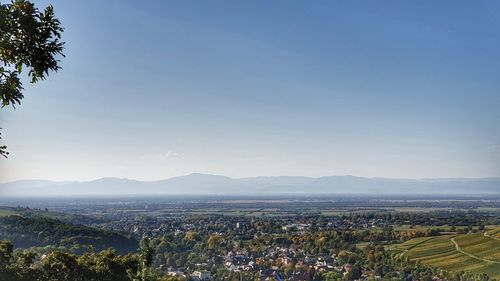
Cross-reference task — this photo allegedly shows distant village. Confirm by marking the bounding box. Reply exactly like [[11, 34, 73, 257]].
[[98, 212, 391, 280]]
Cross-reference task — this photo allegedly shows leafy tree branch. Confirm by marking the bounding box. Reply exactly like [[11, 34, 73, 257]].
[[0, 0, 65, 157]]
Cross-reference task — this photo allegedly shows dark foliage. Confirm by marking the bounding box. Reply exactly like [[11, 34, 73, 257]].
[[0, 215, 138, 253]]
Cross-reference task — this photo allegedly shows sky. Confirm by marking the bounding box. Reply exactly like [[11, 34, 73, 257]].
[[1, 0, 500, 182]]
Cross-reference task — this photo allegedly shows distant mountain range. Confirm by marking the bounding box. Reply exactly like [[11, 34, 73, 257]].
[[1, 173, 499, 196]]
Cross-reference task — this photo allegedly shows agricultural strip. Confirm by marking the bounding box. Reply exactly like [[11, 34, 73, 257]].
[[395, 232, 500, 278]]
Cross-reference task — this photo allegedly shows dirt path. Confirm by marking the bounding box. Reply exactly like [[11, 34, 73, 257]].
[[450, 237, 500, 264], [484, 231, 500, 241]]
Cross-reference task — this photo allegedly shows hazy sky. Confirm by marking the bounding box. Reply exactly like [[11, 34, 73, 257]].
[[1, 0, 500, 182]]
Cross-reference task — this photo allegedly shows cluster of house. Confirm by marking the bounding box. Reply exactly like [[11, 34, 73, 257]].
[[281, 223, 311, 231], [222, 246, 377, 279], [104, 213, 391, 242], [225, 250, 256, 272], [100, 216, 389, 280], [159, 266, 211, 281], [157, 244, 380, 280]]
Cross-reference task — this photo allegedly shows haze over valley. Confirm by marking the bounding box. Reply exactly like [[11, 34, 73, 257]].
[[1, 174, 498, 196]]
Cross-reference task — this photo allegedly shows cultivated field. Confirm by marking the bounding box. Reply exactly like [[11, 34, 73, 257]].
[[0, 208, 19, 217], [391, 230, 500, 278], [486, 228, 500, 239]]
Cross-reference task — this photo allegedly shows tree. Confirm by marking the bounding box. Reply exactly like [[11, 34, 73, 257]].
[[137, 237, 156, 281], [345, 263, 362, 281], [0, 240, 16, 281], [0, 0, 64, 157], [0, 240, 13, 265], [41, 251, 81, 281]]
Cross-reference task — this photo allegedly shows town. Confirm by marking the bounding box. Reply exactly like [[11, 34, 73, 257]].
[[2, 197, 496, 280]]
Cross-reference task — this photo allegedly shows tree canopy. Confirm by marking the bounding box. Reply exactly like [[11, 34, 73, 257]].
[[0, 0, 64, 157]]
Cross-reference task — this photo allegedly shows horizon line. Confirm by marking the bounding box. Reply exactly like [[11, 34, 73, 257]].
[[2, 172, 500, 185]]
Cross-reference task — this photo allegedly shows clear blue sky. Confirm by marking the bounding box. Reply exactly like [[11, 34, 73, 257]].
[[1, 0, 499, 182]]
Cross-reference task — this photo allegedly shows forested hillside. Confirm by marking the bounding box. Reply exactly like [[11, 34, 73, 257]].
[[0, 215, 137, 253]]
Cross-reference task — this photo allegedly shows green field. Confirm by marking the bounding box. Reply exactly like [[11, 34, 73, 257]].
[[0, 208, 19, 217], [391, 230, 500, 278]]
